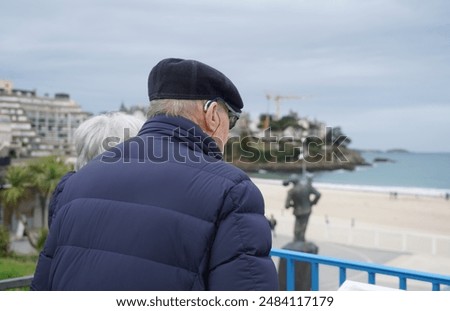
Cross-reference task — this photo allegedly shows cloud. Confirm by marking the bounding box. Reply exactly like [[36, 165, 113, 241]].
[[1, 0, 450, 151], [340, 104, 450, 152]]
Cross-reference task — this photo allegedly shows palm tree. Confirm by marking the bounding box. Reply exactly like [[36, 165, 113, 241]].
[[0, 157, 69, 251], [29, 156, 71, 228], [0, 165, 32, 229], [0, 157, 70, 230]]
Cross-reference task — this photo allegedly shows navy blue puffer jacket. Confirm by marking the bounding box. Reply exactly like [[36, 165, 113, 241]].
[[31, 115, 278, 290]]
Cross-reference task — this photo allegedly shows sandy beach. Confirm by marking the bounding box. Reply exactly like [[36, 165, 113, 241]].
[[253, 178, 450, 288], [254, 178, 450, 255]]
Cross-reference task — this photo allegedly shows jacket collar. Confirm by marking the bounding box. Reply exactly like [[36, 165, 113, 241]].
[[138, 115, 223, 160]]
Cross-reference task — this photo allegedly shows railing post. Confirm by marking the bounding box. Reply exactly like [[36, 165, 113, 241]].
[[432, 283, 440, 291], [339, 267, 347, 286], [399, 277, 407, 290], [311, 263, 319, 291], [368, 272, 376, 284], [286, 258, 295, 291]]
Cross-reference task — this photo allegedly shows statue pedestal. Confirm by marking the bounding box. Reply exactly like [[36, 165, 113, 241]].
[[277, 241, 319, 291]]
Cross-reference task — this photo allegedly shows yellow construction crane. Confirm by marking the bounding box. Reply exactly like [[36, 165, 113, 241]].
[[266, 94, 307, 120]]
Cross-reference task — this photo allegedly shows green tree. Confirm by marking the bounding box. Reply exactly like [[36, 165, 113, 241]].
[[0, 157, 70, 231], [0, 157, 69, 251], [257, 113, 301, 132], [0, 165, 33, 229], [28, 156, 70, 228], [326, 126, 351, 148], [0, 225, 10, 257]]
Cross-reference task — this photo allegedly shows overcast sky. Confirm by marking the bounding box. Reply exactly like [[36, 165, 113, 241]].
[[1, 0, 450, 152]]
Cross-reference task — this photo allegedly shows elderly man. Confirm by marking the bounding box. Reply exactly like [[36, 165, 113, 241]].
[[32, 58, 278, 290]]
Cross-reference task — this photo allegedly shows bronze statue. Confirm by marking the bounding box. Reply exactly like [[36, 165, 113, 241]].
[[284, 175, 321, 242]]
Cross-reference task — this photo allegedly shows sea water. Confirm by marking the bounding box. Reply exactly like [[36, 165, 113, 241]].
[[250, 151, 450, 197]]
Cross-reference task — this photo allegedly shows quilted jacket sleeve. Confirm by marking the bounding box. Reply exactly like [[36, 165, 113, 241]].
[[31, 172, 74, 290], [48, 171, 75, 229], [207, 179, 278, 290], [30, 220, 59, 290]]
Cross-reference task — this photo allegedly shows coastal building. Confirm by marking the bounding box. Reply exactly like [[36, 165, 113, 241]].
[[254, 111, 328, 142], [0, 80, 91, 157], [0, 115, 11, 161], [282, 118, 327, 141]]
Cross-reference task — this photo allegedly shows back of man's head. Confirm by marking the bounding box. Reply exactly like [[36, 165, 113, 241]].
[[147, 58, 243, 117]]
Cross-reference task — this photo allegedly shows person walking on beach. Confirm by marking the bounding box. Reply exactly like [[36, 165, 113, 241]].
[[285, 175, 321, 242], [268, 214, 277, 237], [31, 58, 278, 291]]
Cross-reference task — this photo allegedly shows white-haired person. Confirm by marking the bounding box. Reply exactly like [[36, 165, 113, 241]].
[[73, 112, 144, 170], [46, 112, 144, 228]]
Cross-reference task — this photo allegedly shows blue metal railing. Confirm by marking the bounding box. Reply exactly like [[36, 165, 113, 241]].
[[2, 249, 450, 290], [271, 248, 450, 291]]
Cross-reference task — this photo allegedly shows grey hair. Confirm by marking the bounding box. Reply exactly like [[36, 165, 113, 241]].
[[74, 112, 145, 171], [147, 99, 204, 119]]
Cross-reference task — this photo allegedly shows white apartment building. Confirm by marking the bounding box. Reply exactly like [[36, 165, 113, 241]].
[[0, 115, 11, 158], [0, 80, 91, 157]]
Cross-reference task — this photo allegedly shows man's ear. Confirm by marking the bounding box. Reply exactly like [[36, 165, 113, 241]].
[[203, 101, 220, 133]]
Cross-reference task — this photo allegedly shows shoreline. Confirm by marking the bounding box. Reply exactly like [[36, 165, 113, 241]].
[[254, 178, 450, 240], [251, 177, 450, 199]]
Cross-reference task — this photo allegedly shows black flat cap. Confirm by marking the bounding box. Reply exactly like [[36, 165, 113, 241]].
[[148, 58, 243, 113]]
